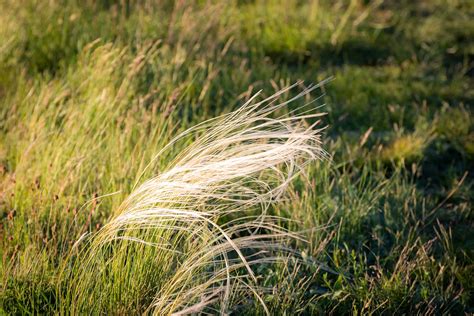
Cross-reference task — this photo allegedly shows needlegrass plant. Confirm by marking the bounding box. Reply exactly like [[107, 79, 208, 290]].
[[0, 0, 472, 314]]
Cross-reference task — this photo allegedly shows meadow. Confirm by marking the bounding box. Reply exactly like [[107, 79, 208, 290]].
[[0, 0, 473, 314]]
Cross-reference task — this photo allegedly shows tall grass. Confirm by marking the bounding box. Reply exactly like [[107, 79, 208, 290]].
[[61, 83, 328, 314], [1, 0, 472, 314]]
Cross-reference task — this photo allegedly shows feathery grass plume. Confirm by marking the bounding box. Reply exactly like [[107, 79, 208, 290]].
[[64, 82, 328, 314]]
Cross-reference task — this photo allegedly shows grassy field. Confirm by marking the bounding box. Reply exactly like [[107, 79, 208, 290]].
[[0, 0, 473, 314]]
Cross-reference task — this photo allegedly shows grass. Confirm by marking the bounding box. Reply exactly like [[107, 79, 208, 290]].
[[0, 0, 473, 314]]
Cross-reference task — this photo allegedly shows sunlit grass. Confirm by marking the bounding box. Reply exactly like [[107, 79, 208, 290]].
[[0, 0, 472, 314]]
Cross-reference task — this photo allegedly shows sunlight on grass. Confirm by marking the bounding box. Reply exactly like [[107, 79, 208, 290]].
[[0, 0, 472, 314]]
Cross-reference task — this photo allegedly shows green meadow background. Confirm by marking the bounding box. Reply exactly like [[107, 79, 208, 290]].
[[0, 0, 472, 314]]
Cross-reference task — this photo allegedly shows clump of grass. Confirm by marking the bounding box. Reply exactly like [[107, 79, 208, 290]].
[[62, 83, 328, 314], [379, 134, 429, 164], [437, 105, 471, 141], [436, 105, 473, 159]]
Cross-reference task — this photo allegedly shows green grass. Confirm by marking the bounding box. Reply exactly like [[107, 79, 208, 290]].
[[0, 0, 473, 314]]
